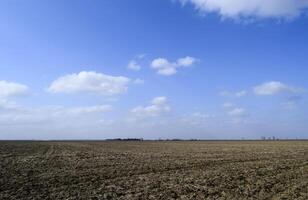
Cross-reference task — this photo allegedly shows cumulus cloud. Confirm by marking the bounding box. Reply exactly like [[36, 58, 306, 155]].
[[151, 58, 177, 76], [0, 81, 29, 99], [127, 60, 141, 71], [253, 81, 298, 95], [178, 0, 308, 20], [151, 56, 197, 76], [131, 96, 171, 118], [48, 71, 131, 95], [177, 56, 197, 67]]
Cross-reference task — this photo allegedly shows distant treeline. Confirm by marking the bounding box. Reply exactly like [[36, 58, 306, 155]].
[[104, 137, 306, 141], [105, 138, 144, 141], [260, 136, 281, 141], [0, 138, 307, 142], [105, 138, 196, 141]]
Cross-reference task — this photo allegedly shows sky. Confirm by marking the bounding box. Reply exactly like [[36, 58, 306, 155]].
[[0, 0, 308, 140]]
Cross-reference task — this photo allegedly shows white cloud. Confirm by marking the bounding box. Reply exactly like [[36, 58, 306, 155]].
[[137, 54, 147, 59], [20, 105, 112, 117], [157, 66, 177, 76], [0, 81, 28, 99], [220, 90, 247, 98], [281, 101, 297, 110], [178, 0, 308, 20], [151, 58, 177, 76], [0, 104, 113, 126], [181, 112, 213, 125], [127, 60, 141, 71], [65, 105, 113, 115], [222, 102, 233, 108], [134, 78, 145, 84], [281, 95, 302, 110], [222, 102, 249, 123], [177, 56, 197, 67], [48, 71, 131, 95], [0, 99, 20, 111], [235, 90, 247, 97], [224, 104, 249, 124], [97, 119, 115, 126], [228, 107, 247, 117], [219, 91, 231, 97], [131, 96, 171, 118], [127, 54, 146, 71], [253, 81, 298, 95], [151, 96, 168, 105], [151, 56, 197, 76]]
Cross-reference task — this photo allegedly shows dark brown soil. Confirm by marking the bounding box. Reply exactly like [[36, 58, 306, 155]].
[[0, 141, 307, 199]]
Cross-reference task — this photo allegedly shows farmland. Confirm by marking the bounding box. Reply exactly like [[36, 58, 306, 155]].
[[0, 141, 307, 199]]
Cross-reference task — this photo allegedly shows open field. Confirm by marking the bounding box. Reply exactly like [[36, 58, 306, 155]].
[[0, 141, 307, 200]]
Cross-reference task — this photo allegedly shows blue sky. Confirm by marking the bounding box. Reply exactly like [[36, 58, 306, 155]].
[[0, 0, 308, 139]]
